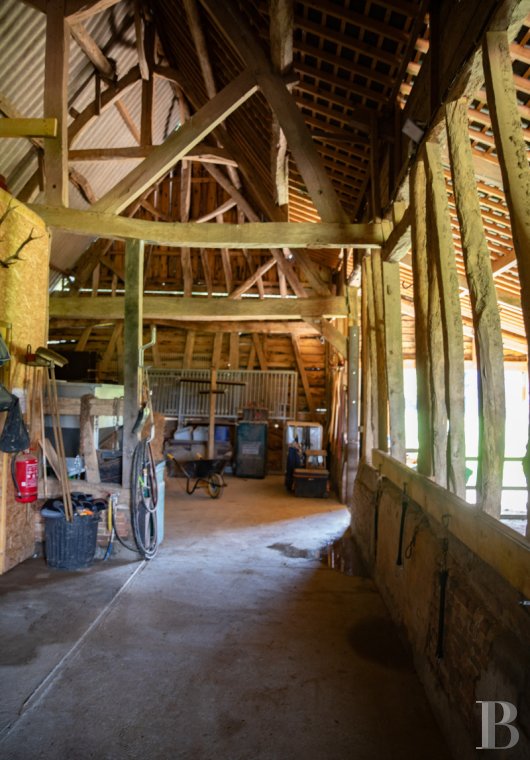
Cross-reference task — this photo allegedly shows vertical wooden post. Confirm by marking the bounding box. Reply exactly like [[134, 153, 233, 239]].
[[445, 98, 506, 516], [425, 141, 466, 498], [426, 192, 448, 488], [212, 332, 224, 369], [347, 287, 359, 500], [382, 262, 406, 462], [183, 330, 196, 369], [122, 239, 144, 488], [44, 0, 69, 206], [229, 332, 239, 370], [208, 368, 217, 460], [483, 30, 530, 533], [410, 155, 433, 476], [79, 395, 100, 484], [360, 258, 372, 462], [370, 113, 382, 219], [363, 256, 378, 461], [371, 249, 388, 451]]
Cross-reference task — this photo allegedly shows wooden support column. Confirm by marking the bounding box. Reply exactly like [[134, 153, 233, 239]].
[[122, 239, 144, 488], [483, 30, 530, 533], [369, 113, 382, 219], [382, 262, 406, 462], [410, 156, 433, 477], [79, 395, 100, 484], [425, 141, 466, 498], [425, 160, 448, 490], [207, 368, 217, 460], [183, 330, 196, 369], [363, 256, 378, 461], [360, 258, 373, 463], [446, 98, 505, 516], [347, 287, 359, 501], [44, 0, 69, 206], [229, 333, 239, 370], [371, 250, 388, 452], [212, 332, 223, 369]]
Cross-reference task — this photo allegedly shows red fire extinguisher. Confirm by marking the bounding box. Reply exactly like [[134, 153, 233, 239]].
[[11, 451, 39, 503]]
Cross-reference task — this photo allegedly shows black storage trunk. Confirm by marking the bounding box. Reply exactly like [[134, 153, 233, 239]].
[[293, 469, 328, 498], [235, 421, 268, 478], [44, 513, 99, 569]]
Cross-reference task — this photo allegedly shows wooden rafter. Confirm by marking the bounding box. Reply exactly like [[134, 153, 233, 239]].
[[269, 0, 293, 210], [68, 20, 115, 79], [90, 69, 258, 215], [199, 0, 349, 224]]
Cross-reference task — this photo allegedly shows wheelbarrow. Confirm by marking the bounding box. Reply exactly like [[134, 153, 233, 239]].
[[173, 456, 227, 499]]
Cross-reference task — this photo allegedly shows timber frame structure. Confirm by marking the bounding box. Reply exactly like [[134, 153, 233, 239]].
[[1, 0, 530, 533]]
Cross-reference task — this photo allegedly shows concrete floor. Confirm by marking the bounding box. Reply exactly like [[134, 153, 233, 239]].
[[0, 475, 451, 760]]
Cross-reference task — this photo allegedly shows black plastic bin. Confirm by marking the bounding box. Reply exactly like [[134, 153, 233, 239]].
[[44, 513, 99, 570]]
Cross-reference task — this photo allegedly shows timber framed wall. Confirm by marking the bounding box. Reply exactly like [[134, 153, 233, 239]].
[[354, 3, 530, 756]]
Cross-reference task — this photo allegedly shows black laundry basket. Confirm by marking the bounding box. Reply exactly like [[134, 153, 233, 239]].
[[44, 512, 99, 570]]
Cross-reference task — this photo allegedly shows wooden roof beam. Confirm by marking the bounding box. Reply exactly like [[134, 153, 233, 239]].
[[65, 0, 121, 21], [199, 0, 349, 224], [88, 69, 258, 215], [183, 0, 242, 191], [49, 295, 348, 321], [270, 0, 293, 210], [32, 205, 389, 248], [68, 20, 116, 80]]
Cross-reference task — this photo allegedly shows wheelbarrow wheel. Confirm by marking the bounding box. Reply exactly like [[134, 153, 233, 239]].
[[207, 473, 223, 499]]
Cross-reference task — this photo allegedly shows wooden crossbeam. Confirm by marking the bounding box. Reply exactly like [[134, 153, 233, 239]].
[[49, 295, 348, 321], [0, 118, 57, 138], [30, 205, 389, 248]]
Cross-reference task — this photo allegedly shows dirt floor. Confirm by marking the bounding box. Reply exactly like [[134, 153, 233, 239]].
[[0, 474, 451, 759]]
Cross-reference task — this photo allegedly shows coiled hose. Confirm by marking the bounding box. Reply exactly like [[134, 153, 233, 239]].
[[129, 439, 158, 560]]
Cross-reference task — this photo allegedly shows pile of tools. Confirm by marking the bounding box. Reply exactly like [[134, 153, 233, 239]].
[[26, 346, 73, 520]]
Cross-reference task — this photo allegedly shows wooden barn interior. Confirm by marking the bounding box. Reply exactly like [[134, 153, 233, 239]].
[[0, 0, 529, 757]]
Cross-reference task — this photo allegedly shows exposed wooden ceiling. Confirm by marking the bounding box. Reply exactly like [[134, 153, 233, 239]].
[[0, 0, 529, 368]]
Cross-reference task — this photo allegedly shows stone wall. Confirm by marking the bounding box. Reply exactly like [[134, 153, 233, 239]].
[[352, 462, 530, 759]]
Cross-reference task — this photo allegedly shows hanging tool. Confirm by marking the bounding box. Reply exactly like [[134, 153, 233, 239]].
[[34, 347, 73, 521], [132, 326, 157, 440]]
